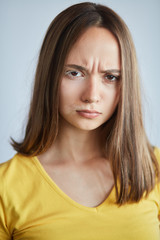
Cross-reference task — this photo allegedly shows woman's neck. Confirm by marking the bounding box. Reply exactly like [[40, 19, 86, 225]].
[[39, 124, 104, 165]]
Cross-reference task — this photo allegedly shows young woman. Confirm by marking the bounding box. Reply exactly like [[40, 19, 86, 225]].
[[0, 2, 160, 240]]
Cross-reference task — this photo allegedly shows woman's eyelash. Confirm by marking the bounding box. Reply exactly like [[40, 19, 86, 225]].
[[64, 70, 120, 82], [105, 74, 120, 81], [65, 70, 83, 78]]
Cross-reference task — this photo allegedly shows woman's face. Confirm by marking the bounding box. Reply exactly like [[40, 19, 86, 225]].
[[59, 27, 121, 131]]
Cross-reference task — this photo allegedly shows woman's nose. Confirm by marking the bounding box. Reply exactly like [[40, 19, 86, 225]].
[[81, 76, 100, 103]]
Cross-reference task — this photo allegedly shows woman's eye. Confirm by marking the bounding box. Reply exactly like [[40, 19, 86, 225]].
[[105, 74, 120, 82], [65, 70, 83, 79]]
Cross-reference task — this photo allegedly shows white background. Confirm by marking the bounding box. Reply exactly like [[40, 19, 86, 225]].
[[0, 0, 160, 163]]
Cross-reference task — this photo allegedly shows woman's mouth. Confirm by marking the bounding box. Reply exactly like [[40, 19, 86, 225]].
[[76, 110, 102, 119]]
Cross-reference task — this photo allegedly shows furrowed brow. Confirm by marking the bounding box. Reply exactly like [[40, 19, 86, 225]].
[[65, 64, 121, 74], [65, 64, 88, 73], [101, 69, 121, 74]]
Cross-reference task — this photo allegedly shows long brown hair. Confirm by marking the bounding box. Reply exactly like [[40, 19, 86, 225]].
[[11, 2, 159, 204]]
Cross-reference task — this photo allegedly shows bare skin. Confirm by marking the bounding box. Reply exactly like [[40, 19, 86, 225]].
[[38, 128, 114, 207], [38, 27, 120, 207]]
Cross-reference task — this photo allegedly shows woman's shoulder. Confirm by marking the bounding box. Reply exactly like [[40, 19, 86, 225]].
[[0, 153, 32, 170], [154, 147, 160, 163], [0, 154, 36, 187]]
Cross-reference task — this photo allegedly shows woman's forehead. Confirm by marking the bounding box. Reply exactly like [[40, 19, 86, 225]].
[[65, 27, 121, 72]]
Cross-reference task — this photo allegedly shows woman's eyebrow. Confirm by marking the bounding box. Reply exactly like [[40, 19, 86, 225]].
[[101, 69, 121, 74], [65, 64, 87, 72], [65, 64, 121, 74]]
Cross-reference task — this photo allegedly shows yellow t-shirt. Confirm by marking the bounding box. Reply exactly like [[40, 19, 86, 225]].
[[0, 148, 160, 240]]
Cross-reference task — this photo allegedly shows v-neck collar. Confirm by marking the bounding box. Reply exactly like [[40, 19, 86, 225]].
[[32, 155, 116, 213]]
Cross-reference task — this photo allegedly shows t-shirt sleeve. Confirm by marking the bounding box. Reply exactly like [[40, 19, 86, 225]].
[[0, 199, 11, 240], [0, 163, 11, 240], [154, 147, 160, 216]]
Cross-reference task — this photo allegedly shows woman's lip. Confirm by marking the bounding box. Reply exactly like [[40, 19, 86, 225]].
[[77, 110, 101, 114], [76, 110, 101, 119]]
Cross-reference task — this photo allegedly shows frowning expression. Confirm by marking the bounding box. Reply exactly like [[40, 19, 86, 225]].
[[59, 27, 121, 131]]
